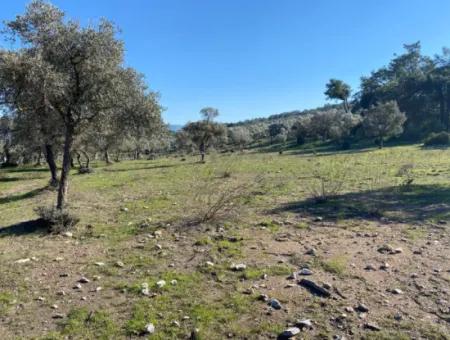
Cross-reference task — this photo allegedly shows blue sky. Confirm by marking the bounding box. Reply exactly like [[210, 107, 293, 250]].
[[2, 1, 450, 125]]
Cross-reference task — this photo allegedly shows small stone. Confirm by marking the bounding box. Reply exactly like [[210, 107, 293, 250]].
[[356, 303, 369, 313], [279, 327, 300, 338], [62, 231, 73, 238], [52, 313, 65, 319], [54, 257, 64, 262], [155, 244, 162, 250], [56, 291, 65, 296], [231, 263, 246, 271], [156, 280, 166, 288], [15, 258, 31, 264], [170, 280, 177, 285], [145, 323, 155, 334], [305, 248, 317, 256], [322, 282, 332, 290], [296, 319, 313, 329], [172, 320, 180, 327], [73, 283, 82, 290], [95, 262, 105, 266], [115, 261, 124, 268], [205, 261, 214, 267], [364, 264, 377, 271], [410, 273, 419, 278], [81, 296, 87, 301], [392, 248, 403, 254], [79, 277, 90, 283], [258, 294, 269, 302], [378, 244, 394, 253], [364, 322, 381, 331], [168, 263, 175, 268], [391, 288, 403, 295], [154, 230, 163, 237], [51, 304, 58, 309], [345, 307, 354, 313], [268, 298, 282, 310], [36, 296, 45, 302], [120, 207, 129, 212], [299, 268, 313, 275], [380, 262, 390, 270]]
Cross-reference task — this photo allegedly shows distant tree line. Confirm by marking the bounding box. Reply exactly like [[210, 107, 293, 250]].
[[183, 42, 448, 152]]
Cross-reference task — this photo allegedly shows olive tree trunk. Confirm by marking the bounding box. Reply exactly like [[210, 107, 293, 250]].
[[44, 144, 58, 187], [57, 126, 74, 210]]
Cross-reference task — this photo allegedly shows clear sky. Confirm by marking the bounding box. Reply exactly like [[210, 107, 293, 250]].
[[2, 1, 450, 125]]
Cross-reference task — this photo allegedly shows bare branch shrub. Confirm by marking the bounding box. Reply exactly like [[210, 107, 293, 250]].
[[304, 158, 350, 203], [187, 165, 264, 225]]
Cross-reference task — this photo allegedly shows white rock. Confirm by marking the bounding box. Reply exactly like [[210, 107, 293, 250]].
[[156, 280, 166, 288], [145, 323, 155, 334], [15, 258, 31, 264], [280, 327, 300, 338], [231, 263, 247, 271]]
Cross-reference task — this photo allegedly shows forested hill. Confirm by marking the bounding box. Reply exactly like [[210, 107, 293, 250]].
[[226, 104, 340, 128]]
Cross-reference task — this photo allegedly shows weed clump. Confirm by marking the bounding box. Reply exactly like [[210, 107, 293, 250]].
[[35, 206, 80, 233], [78, 166, 94, 174]]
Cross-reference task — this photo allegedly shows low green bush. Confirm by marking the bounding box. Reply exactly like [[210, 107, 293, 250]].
[[423, 131, 450, 146]]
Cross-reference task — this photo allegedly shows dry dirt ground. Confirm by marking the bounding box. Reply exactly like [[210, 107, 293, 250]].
[[0, 146, 449, 339]]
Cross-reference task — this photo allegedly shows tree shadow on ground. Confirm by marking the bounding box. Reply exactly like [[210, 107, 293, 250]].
[[0, 177, 21, 182], [102, 162, 194, 172], [1, 167, 49, 174], [0, 186, 48, 205], [272, 184, 450, 223], [0, 219, 48, 237]]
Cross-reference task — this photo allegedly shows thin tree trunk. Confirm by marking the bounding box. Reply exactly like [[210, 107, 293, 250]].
[[35, 148, 43, 166], [45, 144, 58, 187], [4, 144, 12, 165], [57, 126, 74, 210], [105, 150, 112, 164], [199, 142, 205, 162], [80, 150, 90, 168]]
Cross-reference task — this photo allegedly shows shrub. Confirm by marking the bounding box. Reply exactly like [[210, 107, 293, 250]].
[[423, 131, 450, 147], [78, 166, 94, 174], [188, 167, 264, 225], [35, 206, 80, 233], [305, 158, 349, 203]]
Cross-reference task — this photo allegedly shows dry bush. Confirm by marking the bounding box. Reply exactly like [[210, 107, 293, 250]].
[[396, 163, 415, 190], [187, 167, 264, 225], [305, 158, 350, 203], [35, 206, 80, 233]]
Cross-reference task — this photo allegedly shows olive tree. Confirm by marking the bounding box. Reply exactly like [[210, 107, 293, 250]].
[[1, 1, 162, 209], [229, 126, 252, 150], [362, 101, 406, 148], [181, 107, 225, 162]]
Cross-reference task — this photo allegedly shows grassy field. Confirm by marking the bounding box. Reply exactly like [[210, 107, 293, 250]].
[[0, 144, 449, 339]]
